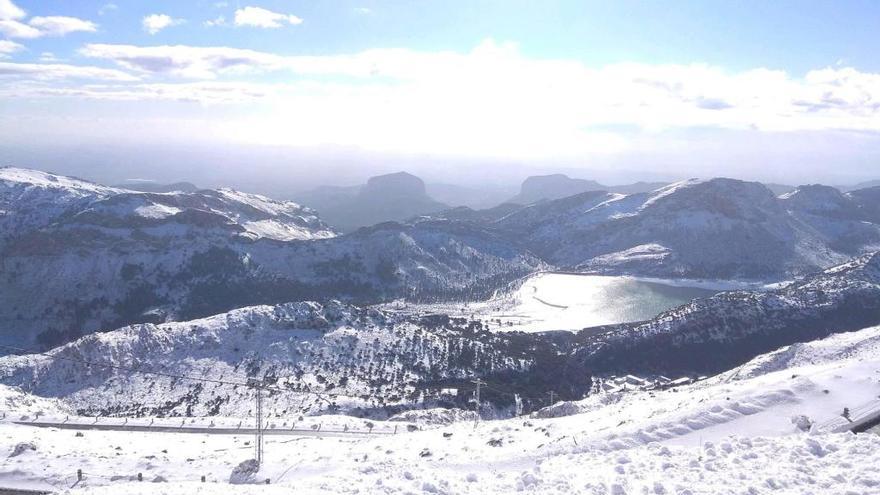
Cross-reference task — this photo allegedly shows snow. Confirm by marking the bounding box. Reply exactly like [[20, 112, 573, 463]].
[[133, 203, 182, 219], [241, 219, 335, 241], [1, 325, 879, 494], [0, 167, 121, 196]]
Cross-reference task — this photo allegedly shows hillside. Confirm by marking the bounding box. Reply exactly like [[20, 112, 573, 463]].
[[0, 168, 542, 351], [483, 178, 880, 279], [0, 301, 586, 418], [4, 252, 880, 420], [0, 317, 878, 494]]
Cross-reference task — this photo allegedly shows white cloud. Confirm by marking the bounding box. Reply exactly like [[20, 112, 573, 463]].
[[142, 14, 184, 35], [0, 14, 97, 38], [98, 3, 118, 16], [79, 43, 285, 79], [0, 61, 137, 81], [0, 39, 23, 58], [28, 16, 97, 36], [38, 51, 60, 62], [204, 16, 226, 27], [234, 6, 302, 28], [353, 7, 372, 15], [0, 19, 40, 38], [0, 0, 25, 20], [10, 39, 880, 159]]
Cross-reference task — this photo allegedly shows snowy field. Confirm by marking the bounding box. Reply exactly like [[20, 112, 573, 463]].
[[389, 273, 737, 332], [1, 325, 879, 494]]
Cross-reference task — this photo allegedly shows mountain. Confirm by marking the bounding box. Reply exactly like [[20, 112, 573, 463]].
[[112, 180, 199, 193], [3, 252, 879, 419], [0, 167, 542, 351], [0, 167, 334, 245], [840, 179, 880, 191], [480, 178, 880, 279], [847, 185, 880, 223], [605, 181, 669, 195], [507, 174, 672, 205], [507, 174, 606, 205], [0, 301, 585, 417], [764, 183, 797, 196], [295, 172, 448, 232]]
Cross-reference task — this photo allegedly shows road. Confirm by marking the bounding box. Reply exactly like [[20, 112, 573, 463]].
[[10, 420, 396, 438]]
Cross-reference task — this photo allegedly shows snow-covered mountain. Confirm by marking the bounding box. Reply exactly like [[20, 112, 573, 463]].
[[444, 178, 880, 279], [0, 167, 543, 351], [0, 167, 335, 246], [4, 252, 879, 421], [3, 321, 878, 494], [0, 300, 585, 417]]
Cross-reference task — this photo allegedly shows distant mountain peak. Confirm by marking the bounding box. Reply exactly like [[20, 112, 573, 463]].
[[510, 174, 605, 205], [362, 171, 428, 197]]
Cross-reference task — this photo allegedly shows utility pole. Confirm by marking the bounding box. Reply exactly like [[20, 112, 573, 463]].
[[471, 379, 486, 427], [549, 391, 555, 406], [247, 378, 264, 466]]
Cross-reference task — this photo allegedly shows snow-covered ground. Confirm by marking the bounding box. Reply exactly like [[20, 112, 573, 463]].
[[2, 325, 878, 494], [387, 273, 732, 332]]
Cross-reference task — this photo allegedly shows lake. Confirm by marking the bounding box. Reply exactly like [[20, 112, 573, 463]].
[[462, 273, 723, 332]]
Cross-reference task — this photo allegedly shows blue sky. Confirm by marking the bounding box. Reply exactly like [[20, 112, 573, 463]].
[[1, 0, 879, 185], [9, 0, 880, 71]]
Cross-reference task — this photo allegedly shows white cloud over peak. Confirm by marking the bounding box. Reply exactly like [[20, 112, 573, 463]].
[[142, 14, 184, 35], [0, 0, 25, 20], [234, 6, 302, 28], [0, 39, 23, 58], [29, 16, 97, 36]]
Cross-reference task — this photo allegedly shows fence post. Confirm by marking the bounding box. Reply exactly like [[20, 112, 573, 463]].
[[394, 425, 398, 434], [265, 478, 270, 484], [77, 469, 82, 481], [138, 473, 143, 482], [201, 475, 206, 483]]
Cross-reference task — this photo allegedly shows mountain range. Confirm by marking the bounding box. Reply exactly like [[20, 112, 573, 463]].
[[438, 178, 880, 279], [4, 165, 880, 355], [0, 167, 541, 351]]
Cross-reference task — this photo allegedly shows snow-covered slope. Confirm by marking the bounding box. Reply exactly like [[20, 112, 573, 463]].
[[4, 252, 880, 422], [0, 300, 579, 417], [0, 168, 542, 351], [446, 178, 880, 279], [0, 167, 122, 245], [1, 323, 878, 494]]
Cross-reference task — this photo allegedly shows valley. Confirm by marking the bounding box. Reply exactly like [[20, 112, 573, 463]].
[[2, 166, 880, 494]]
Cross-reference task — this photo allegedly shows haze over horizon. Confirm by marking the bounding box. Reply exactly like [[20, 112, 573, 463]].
[[1, 0, 879, 191]]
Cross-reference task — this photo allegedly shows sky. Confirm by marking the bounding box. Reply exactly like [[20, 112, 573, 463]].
[[0, 0, 879, 189]]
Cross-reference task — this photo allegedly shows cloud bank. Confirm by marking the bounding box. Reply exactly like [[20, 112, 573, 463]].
[[2, 38, 879, 160]]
